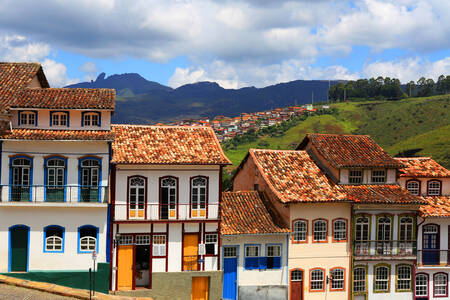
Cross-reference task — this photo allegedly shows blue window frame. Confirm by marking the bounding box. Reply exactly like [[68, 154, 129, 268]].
[[266, 243, 282, 269], [77, 225, 99, 253], [44, 156, 67, 202], [81, 111, 101, 127], [18, 111, 37, 126], [50, 111, 69, 127], [43, 225, 65, 253], [244, 244, 261, 270], [78, 156, 102, 202], [9, 155, 33, 202]]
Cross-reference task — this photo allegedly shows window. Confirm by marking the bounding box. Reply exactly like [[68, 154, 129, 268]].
[[160, 177, 177, 219], [399, 216, 414, 254], [128, 176, 146, 219], [205, 234, 218, 255], [19, 111, 36, 126], [191, 177, 207, 218], [330, 268, 345, 291], [313, 219, 327, 242], [51, 112, 68, 127], [83, 112, 100, 127], [333, 219, 347, 242], [244, 245, 260, 270], [266, 244, 281, 269], [406, 180, 420, 195], [136, 235, 150, 245], [353, 266, 366, 293], [152, 235, 166, 257], [223, 246, 237, 258], [291, 270, 303, 281], [44, 225, 64, 252], [119, 235, 133, 245], [396, 265, 412, 291], [310, 269, 324, 291], [293, 219, 307, 242], [376, 216, 392, 255], [415, 274, 428, 297], [47, 158, 65, 186], [371, 169, 386, 183], [349, 170, 363, 184], [10, 157, 32, 202], [374, 265, 390, 292], [434, 273, 448, 297], [78, 225, 97, 253], [80, 158, 100, 202], [427, 180, 441, 196], [355, 215, 370, 255]]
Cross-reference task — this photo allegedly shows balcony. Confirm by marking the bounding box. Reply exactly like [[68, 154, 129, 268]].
[[353, 240, 417, 260], [0, 185, 108, 204], [114, 203, 219, 221], [417, 250, 450, 267]]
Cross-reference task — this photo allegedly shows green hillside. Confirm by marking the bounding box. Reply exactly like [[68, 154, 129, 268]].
[[223, 95, 450, 169]]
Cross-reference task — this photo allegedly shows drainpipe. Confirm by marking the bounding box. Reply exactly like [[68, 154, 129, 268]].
[[349, 204, 354, 300]]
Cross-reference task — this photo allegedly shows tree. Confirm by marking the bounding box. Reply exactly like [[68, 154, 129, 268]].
[[405, 81, 415, 97]]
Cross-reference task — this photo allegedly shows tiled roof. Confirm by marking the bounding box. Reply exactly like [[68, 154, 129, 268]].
[[420, 196, 450, 217], [0, 128, 114, 141], [12, 88, 115, 110], [342, 185, 426, 204], [221, 191, 290, 235], [395, 157, 450, 178], [111, 125, 231, 165], [249, 149, 347, 203], [297, 133, 401, 168]]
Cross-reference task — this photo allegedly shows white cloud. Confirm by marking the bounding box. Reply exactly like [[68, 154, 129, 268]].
[[79, 61, 99, 81]]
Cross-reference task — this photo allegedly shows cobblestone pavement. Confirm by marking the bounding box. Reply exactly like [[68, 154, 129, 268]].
[[0, 284, 77, 300]]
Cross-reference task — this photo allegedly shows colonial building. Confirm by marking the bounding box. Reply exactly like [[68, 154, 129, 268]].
[[221, 191, 290, 300], [110, 125, 230, 299], [396, 157, 450, 300], [0, 63, 114, 273]]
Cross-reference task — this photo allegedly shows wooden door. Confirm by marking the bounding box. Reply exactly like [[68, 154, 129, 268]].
[[290, 270, 303, 300], [10, 226, 28, 272], [183, 234, 198, 271], [117, 245, 134, 290], [192, 277, 209, 300]]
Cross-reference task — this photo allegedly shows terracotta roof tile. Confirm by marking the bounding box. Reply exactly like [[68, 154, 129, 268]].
[[0, 128, 114, 141], [297, 133, 401, 168], [396, 157, 450, 178], [221, 191, 290, 235], [419, 196, 450, 217], [249, 149, 347, 203], [341, 185, 426, 204], [111, 125, 231, 165]]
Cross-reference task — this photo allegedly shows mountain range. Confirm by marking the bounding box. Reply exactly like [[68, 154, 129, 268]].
[[66, 73, 339, 123]]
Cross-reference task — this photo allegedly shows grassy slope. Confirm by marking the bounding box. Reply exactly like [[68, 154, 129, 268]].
[[224, 95, 450, 168]]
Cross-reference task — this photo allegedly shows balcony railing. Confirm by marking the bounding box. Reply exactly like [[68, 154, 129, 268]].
[[417, 250, 450, 266], [0, 185, 108, 203], [114, 203, 219, 221], [353, 240, 417, 258]]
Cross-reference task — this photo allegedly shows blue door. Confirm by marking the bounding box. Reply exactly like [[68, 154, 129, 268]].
[[423, 225, 439, 265], [223, 246, 238, 300]]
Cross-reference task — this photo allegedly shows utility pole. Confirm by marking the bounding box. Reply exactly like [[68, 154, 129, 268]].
[[327, 80, 330, 103], [312, 91, 314, 106]]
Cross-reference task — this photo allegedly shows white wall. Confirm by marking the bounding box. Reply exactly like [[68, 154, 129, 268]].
[[0, 206, 108, 272], [340, 169, 397, 184], [11, 109, 112, 131], [413, 269, 450, 300], [221, 234, 288, 287], [114, 165, 220, 220], [398, 177, 450, 196]]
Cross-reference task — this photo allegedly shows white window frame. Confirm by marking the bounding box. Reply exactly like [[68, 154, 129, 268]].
[[245, 245, 259, 257], [415, 274, 428, 296], [406, 180, 420, 195], [20, 111, 36, 126], [83, 112, 100, 127], [374, 265, 390, 292], [434, 273, 448, 297], [349, 169, 363, 184], [52, 112, 68, 126], [353, 267, 366, 293], [80, 236, 96, 252], [396, 265, 412, 291], [293, 220, 307, 242], [427, 180, 441, 196], [205, 233, 218, 255], [152, 235, 166, 257], [331, 268, 345, 290], [333, 219, 347, 241], [310, 269, 324, 291], [371, 169, 386, 183], [313, 219, 327, 242]]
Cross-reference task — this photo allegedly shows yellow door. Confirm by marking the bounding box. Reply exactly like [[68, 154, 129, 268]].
[[117, 245, 134, 290], [192, 277, 209, 300], [183, 234, 198, 271]]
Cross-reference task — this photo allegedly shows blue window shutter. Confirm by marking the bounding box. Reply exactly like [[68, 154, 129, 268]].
[[259, 257, 267, 270], [245, 257, 259, 270], [273, 257, 281, 269]]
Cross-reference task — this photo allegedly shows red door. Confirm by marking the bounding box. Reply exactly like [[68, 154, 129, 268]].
[[290, 270, 303, 300]]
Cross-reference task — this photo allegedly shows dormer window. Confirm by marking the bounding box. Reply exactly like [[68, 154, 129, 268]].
[[349, 170, 363, 184], [82, 112, 100, 127], [51, 112, 69, 127], [19, 111, 37, 126], [406, 180, 420, 195], [427, 180, 441, 196], [371, 169, 386, 183]]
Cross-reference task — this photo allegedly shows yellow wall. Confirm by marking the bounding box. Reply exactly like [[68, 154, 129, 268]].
[[289, 203, 351, 300]]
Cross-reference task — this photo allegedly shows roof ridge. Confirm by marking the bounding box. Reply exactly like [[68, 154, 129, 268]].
[[112, 124, 212, 129], [307, 132, 370, 137], [395, 157, 431, 160], [249, 148, 306, 153]]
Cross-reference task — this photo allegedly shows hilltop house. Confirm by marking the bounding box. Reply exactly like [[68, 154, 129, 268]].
[[0, 63, 114, 275], [109, 125, 230, 299]]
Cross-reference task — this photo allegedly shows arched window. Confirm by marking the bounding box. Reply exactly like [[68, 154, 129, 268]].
[[128, 176, 146, 219], [78, 225, 98, 253], [355, 215, 369, 255], [45, 157, 66, 202], [415, 273, 428, 297], [427, 180, 441, 196], [310, 269, 325, 291], [374, 265, 390, 292], [434, 273, 448, 297], [44, 225, 64, 252], [191, 177, 207, 218], [406, 180, 420, 195], [353, 266, 366, 293], [10, 157, 32, 202], [80, 158, 101, 202], [51, 111, 68, 127], [396, 265, 412, 292], [330, 268, 345, 291], [376, 216, 392, 254], [82, 112, 100, 127], [333, 219, 347, 242], [312, 219, 327, 242], [160, 177, 177, 219], [399, 216, 414, 254], [292, 219, 307, 242]]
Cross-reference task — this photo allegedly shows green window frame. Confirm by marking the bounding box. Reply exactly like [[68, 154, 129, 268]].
[[395, 264, 412, 292], [353, 265, 368, 294], [374, 263, 391, 293]]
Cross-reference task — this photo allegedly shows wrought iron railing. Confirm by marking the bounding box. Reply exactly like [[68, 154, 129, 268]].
[[417, 250, 450, 266], [353, 240, 417, 257], [0, 185, 108, 203]]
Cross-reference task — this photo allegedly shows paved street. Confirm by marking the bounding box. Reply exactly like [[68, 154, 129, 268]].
[[0, 284, 76, 300]]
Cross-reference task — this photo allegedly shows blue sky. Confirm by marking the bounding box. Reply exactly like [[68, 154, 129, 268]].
[[0, 0, 449, 88]]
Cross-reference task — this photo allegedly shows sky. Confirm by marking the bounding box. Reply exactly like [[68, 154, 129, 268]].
[[0, 0, 449, 88]]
